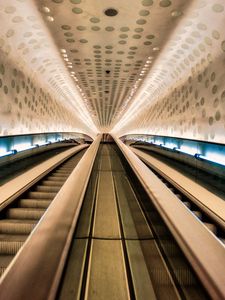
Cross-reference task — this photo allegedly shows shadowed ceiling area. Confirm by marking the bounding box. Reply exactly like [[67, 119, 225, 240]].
[[0, 0, 225, 143]]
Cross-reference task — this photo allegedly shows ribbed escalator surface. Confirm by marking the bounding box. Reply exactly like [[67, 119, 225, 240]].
[[0, 149, 85, 276]]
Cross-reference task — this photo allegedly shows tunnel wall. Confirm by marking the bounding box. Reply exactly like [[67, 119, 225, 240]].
[[0, 1, 96, 138], [0, 55, 88, 136], [114, 2, 225, 145], [115, 54, 225, 144]]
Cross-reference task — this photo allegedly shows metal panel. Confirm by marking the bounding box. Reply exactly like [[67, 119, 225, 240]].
[[85, 240, 130, 300], [93, 171, 121, 238], [58, 239, 88, 300], [114, 173, 153, 239]]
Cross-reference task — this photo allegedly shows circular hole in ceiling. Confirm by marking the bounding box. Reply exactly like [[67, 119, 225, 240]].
[[119, 40, 126, 44], [62, 25, 71, 30], [104, 8, 118, 17], [90, 17, 100, 23], [105, 26, 115, 31], [92, 26, 100, 31], [93, 45, 101, 49], [120, 27, 130, 32], [136, 19, 147, 25], [144, 41, 152, 45], [139, 10, 150, 16], [119, 34, 128, 39], [77, 26, 86, 31], [142, 0, 153, 6], [70, 0, 81, 3], [159, 0, 171, 7], [135, 28, 144, 33], [72, 7, 83, 14]]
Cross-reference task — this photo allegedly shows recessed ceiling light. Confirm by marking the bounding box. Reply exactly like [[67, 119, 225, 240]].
[[104, 8, 118, 17], [46, 16, 54, 22], [42, 6, 50, 13]]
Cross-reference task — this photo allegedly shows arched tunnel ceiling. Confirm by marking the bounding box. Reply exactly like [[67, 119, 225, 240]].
[[0, 0, 225, 143], [36, 0, 191, 131]]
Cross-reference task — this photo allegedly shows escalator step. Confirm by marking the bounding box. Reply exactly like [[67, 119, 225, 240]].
[[0, 241, 24, 255], [6, 208, 45, 220], [192, 211, 202, 220], [183, 201, 191, 209], [54, 170, 71, 174], [0, 152, 83, 279], [27, 191, 57, 199], [18, 199, 51, 209], [204, 223, 217, 234], [46, 176, 67, 181], [0, 234, 28, 242], [48, 174, 68, 178], [0, 256, 14, 276], [0, 221, 35, 234], [175, 194, 182, 200], [41, 180, 64, 186], [57, 167, 74, 171], [35, 185, 61, 193]]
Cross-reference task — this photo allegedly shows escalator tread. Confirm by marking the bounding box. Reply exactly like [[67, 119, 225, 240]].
[[0, 148, 86, 277]]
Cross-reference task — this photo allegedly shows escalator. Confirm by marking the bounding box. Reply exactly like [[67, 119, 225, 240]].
[[0, 145, 76, 186], [0, 149, 86, 276], [58, 144, 209, 300], [1, 140, 224, 300]]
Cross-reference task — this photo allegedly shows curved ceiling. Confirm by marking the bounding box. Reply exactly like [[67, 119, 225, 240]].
[[35, 0, 191, 132]]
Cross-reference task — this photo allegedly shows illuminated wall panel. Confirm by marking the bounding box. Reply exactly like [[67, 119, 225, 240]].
[[113, 1, 225, 145], [0, 1, 97, 138]]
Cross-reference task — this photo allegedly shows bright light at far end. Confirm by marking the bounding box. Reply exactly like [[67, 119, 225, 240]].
[[202, 151, 225, 166], [179, 144, 198, 155], [14, 143, 36, 152]]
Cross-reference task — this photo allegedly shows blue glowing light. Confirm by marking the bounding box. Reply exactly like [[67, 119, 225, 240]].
[[154, 140, 163, 145], [197, 154, 225, 167], [14, 143, 37, 152], [0, 150, 15, 158], [163, 143, 177, 150], [179, 144, 198, 155]]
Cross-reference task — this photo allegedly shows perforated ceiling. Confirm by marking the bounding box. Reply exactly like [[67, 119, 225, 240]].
[[37, 0, 191, 131]]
